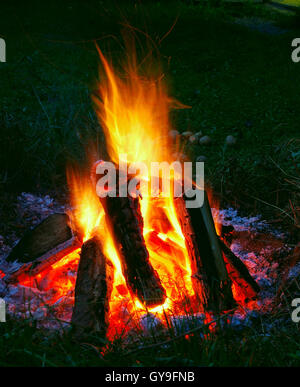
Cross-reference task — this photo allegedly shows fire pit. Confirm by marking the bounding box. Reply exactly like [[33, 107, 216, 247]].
[[0, 48, 294, 344]]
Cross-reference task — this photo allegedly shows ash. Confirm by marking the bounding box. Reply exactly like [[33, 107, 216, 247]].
[[0, 194, 296, 336]]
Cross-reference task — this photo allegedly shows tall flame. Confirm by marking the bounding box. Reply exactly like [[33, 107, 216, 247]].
[[93, 46, 173, 167], [57, 47, 199, 337]]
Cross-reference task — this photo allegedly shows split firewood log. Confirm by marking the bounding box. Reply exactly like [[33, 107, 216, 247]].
[[71, 236, 114, 340], [174, 190, 236, 312], [101, 195, 166, 307], [4, 235, 81, 284], [218, 238, 260, 300], [3, 213, 81, 284], [91, 160, 166, 307], [6, 213, 74, 263]]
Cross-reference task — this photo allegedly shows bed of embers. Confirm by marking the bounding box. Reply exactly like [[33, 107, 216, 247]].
[[0, 191, 298, 344]]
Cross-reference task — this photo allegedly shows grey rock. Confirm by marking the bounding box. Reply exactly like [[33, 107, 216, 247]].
[[194, 131, 203, 138], [196, 155, 207, 162], [182, 131, 193, 138], [225, 135, 237, 146], [199, 135, 212, 145]]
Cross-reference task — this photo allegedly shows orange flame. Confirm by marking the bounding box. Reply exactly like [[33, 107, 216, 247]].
[[71, 47, 197, 335], [93, 46, 174, 167], [67, 168, 104, 242]]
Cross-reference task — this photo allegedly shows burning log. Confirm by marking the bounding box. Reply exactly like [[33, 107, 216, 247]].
[[91, 160, 166, 308], [5, 236, 81, 284], [174, 190, 235, 312], [71, 236, 114, 340], [101, 195, 166, 307], [219, 238, 260, 299], [4, 213, 81, 284], [91, 161, 166, 307], [6, 213, 74, 263]]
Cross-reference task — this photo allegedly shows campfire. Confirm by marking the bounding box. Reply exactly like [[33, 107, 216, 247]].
[[1, 48, 260, 341]]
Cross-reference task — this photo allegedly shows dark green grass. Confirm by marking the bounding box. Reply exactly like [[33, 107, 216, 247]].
[[1, 311, 300, 366]]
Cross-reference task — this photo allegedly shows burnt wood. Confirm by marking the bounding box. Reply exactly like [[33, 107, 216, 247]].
[[219, 238, 260, 298], [174, 191, 235, 312], [71, 236, 114, 340], [100, 195, 166, 307], [92, 160, 166, 307], [173, 194, 211, 308], [5, 236, 81, 284], [6, 213, 73, 263]]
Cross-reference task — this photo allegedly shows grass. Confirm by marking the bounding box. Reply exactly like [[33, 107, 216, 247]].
[[1, 308, 300, 366], [0, 0, 299, 367], [273, 0, 300, 6]]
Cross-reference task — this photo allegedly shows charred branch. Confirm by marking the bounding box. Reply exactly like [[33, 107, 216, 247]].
[[6, 213, 74, 263], [5, 236, 81, 284], [71, 236, 114, 340], [174, 190, 235, 312], [219, 237, 260, 299], [101, 195, 166, 307], [92, 160, 166, 308]]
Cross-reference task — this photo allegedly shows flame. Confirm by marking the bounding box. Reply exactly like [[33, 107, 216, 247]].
[[90, 47, 197, 335], [67, 169, 104, 242], [93, 46, 174, 167], [13, 46, 259, 336]]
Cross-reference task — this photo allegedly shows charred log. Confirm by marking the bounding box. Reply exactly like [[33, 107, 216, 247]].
[[100, 195, 166, 307], [6, 213, 74, 263], [92, 160, 166, 307], [174, 190, 235, 312], [71, 236, 114, 340], [219, 237, 260, 299], [173, 194, 210, 308], [5, 235, 81, 284]]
